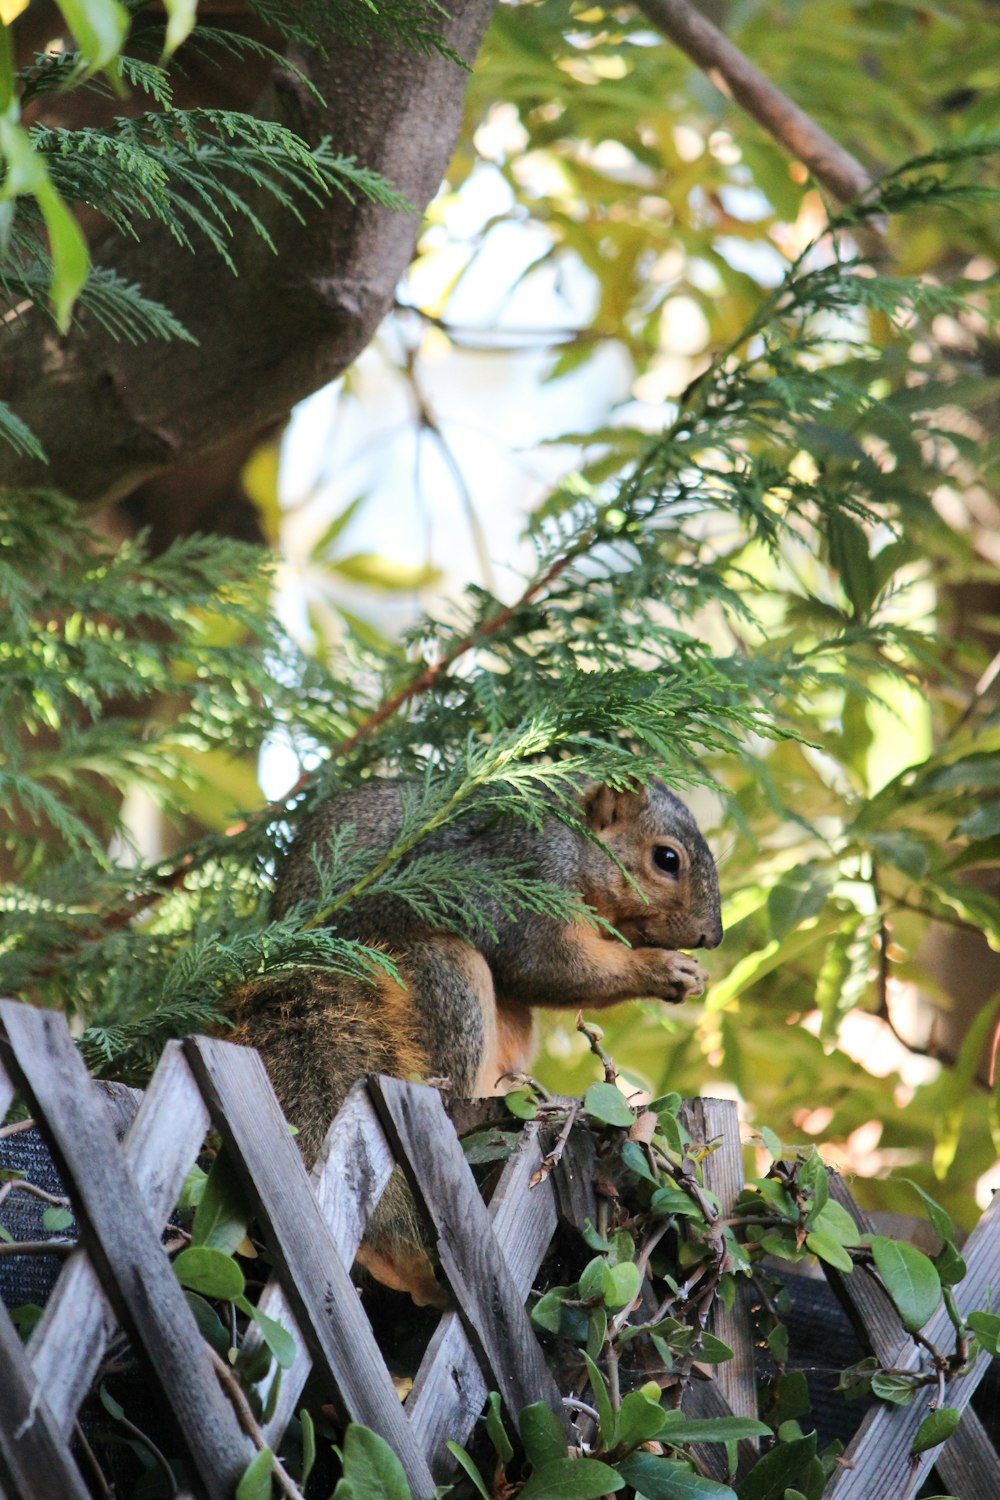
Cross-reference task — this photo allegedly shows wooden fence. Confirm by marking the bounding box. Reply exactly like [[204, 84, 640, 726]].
[[0, 995, 997, 1500]]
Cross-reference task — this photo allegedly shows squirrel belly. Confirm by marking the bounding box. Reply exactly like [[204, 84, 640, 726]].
[[230, 775, 722, 1302]]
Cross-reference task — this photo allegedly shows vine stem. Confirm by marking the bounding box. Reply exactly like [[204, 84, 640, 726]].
[[207, 1345, 306, 1500]]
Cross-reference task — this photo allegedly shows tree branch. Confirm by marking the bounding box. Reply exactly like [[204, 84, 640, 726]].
[[635, 0, 875, 206], [0, 0, 498, 503]]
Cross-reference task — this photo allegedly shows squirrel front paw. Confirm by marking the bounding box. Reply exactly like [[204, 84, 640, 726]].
[[641, 948, 708, 1003]]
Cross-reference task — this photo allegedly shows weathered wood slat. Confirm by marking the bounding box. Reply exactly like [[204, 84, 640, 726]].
[[0, 1294, 93, 1500], [370, 1074, 566, 1437], [258, 1084, 397, 1446], [829, 1187, 1000, 1498], [28, 1041, 211, 1435], [0, 1004, 251, 1500], [407, 1117, 560, 1473], [679, 1098, 758, 1426], [183, 1036, 437, 1500], [825, 1171, 1000, 1494]]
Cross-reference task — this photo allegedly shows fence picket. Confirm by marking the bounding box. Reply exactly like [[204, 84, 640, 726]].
[[183, 1035, 437, 1500], [370, 1074, 567, 1435], [0, 1003, 251, 1500]]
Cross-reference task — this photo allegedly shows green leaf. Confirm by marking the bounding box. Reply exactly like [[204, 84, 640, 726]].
[[967, 1311, 1000, 1356], [445, 1442, 491, 1500], [237, 1298, 298, 1369], [191, 1150, 252, 1254], [911, 1406, 961, 1455], [870, 1371, 915, 1405], [331, 552, 441, 592], [40, 1206, 74, 1232], [173, 1245, 246, 1302], [619, 1451, 737, 1497], [486, 1391, 514, 1465], [659, 1413, 771, 1445], [519, 1402, 567, 1469], [614, 1387, 668, 1452], [184, 1291, 231, 1356], [581, 1351, 616, 1449], [236, 1448, 273, 1500], [579, 1256, 612, 1304], [161, 0, 198, 58], [650, 1186, 704, 1219], [55, 0, 130, 74], [518, 1458, 625, 1499], [583, 1082, 635, 1128], [735, 1434, 817, 1500], [336, 1425, 412, 1500], [870, 1237, 941, 1333], [805, 1229, 854, 1273], [300, 1408, 316, 1489], [504, 1087, 539, 1120], [605, 1259, 642, 1310]]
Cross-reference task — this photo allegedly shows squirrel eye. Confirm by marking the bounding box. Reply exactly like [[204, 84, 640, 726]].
[[653, 845, 681, 876]]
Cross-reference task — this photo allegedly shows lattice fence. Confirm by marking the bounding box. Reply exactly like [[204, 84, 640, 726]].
[[0, 995, 998, 1500]]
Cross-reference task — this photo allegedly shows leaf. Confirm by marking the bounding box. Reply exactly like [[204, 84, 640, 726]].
[[519, 1401, 567, 1469], [605, 1259, 642, 1310], [486, 1390, 514, 1465], [55, 0, 130, 74], [870, 1370, 915, 1405], [735, 1434, 817, 1500], [300, 1408, 316, 1489], [581, 1351, 616, 1449], [583, 1081, 635, 1127], [191, 1149, 252, 1254], [805, 1229, 854, 1273], [517, 1458, 625, 1499], [237, 1298, 298, 1369], [336, 1425, 412, 1500], [40, 1206, 74, 1232], [614, 1387, 668, 1452], [659, 1413, 771, 1445], [911, 1406, 961, 1455], [235, 1448, 273, 1500], [184, 1291, 232, 1356], [504, 1087, 539, 1120], [967, 1311, 1000, 1356], [619, 1451, 737, 1497], [446, 1442, 491, 1500], [173, 1245, 246, 1302], [870, 1236, 941, 1333], [161, 0, 198, 58], [331, 552, 441, 592]]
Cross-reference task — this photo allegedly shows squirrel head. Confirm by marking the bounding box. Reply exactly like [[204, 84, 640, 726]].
[[580, 779, 723, 952]]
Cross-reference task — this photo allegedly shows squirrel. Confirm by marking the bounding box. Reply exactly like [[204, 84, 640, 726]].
[[230, 776, 723, 1304]]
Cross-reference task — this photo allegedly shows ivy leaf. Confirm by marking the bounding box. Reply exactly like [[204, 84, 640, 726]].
[[870, 1237, 941, 1333], [735, 1433, 817, 1499], [486, 1390, 514, 1465], [191, 1149, 252, 1255], [173, 1245, 246, 1302], [583, 1082, 634, 1128], [445, 1442, 491, 1500], [519, 1401, 567, 1469], [911, 1406, 961, 1455], [334, 1425, 411, 1500], [41, 1206, 74, 1232], [659, 1413, 770, 1445], [518, 1458, 625, 1499], [619, 1451, 737, 1497], [235, 1449, 273, 1500], [967, 1311, 1000, 1356]]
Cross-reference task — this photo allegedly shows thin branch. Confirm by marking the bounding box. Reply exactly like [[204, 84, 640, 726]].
[[207, 1345, 306, 1500], [635, 0, 875, 207]]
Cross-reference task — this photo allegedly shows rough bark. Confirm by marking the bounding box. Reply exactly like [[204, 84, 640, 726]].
[[0, 0, 497, 505]]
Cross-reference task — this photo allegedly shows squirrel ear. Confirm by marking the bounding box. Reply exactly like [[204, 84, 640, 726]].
[[583, 782, 647, 832]]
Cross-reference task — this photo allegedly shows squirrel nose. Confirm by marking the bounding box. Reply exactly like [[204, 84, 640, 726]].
[[697, 922, 724, 950]]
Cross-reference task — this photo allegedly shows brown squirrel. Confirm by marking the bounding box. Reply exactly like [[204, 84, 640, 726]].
[[231, 777, 722, 1303]]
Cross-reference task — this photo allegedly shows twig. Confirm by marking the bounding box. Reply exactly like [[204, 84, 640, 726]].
[[530, 1100, 579, 1187], [0, 1117, 36, 1139], [206, 1345, 305, 1500], [74, 1418, 116, 1500], [0, 1177, 71, 1211], [635, 0, 875, 207], [577, 1013, 618, 1084], [0, 1237, 75, 1256]]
